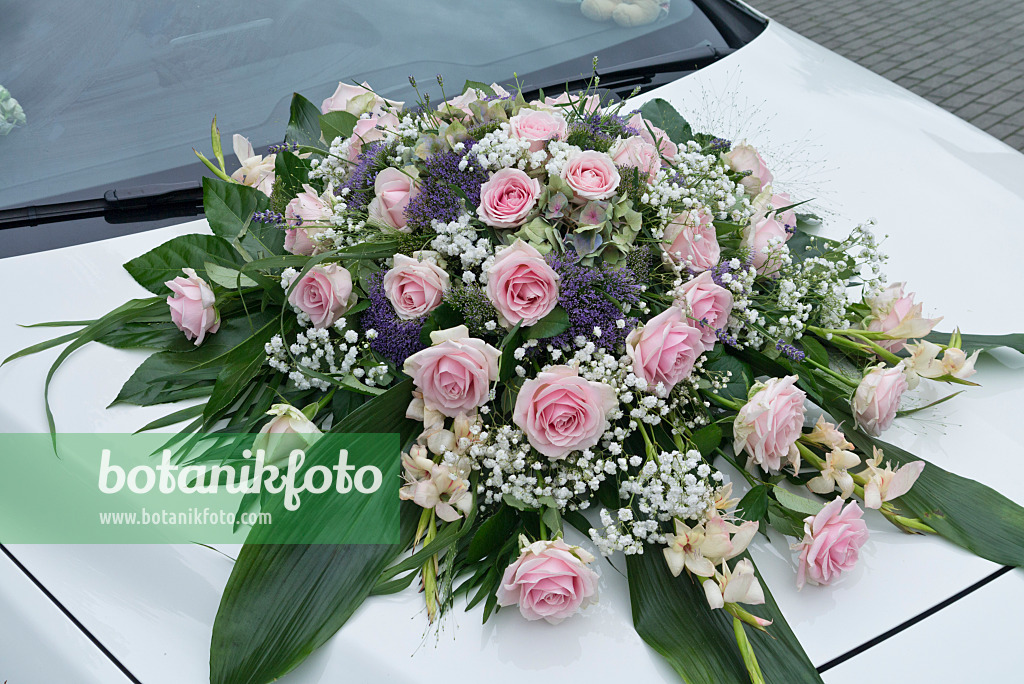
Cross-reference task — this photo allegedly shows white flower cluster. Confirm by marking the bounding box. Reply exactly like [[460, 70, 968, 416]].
[[308, 136, 350, 188], [472, 123, 548, 172], [656, 142, 751, 224], [589, 449, 723, 555], [429, 213, 494, 276]]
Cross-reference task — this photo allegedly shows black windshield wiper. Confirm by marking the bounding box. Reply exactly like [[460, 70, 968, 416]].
[[529, 44, 736, 98], [0, 182, 204, 230]]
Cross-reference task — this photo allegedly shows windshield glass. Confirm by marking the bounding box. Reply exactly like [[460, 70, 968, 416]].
[[0, 0, 739, 209]]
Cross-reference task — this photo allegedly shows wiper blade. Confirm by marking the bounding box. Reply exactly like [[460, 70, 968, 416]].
[[535, 44, 736, 97], [0, 182, 204, 230]]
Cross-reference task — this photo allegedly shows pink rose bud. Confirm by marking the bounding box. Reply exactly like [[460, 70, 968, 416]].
[[477, 168, 543, 228], [509, 110, 568, 153], [486, 240, 560, 327], [864, 282, 942, 353], [743, 213, 791, 274], [626, 306, 705, 397], [662, 208, 721, 271], [852, 365, 908, 436], [733, 376, 807, 473], [382, 253, 450, 320], [626, 112, 678, 161], [496, 537, 600, 624], [367, 167, 418, 232], [561, 150, 621, 201], [513, 365, 617, 459], [252, 404, 322, 467], [609, 135, 661, 182], [165, 268, 220, 346], [321, 81, 402, 116], [794, 498, 869, 589], [284, 184, 332, 256], [722, 141, 773, 194], [403, 325, 501, 418], [678, 271, 734, 350], [346, 112, 399, 160], [287, 263, 355, 329]]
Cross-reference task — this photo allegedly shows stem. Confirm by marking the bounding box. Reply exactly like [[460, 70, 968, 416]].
[[714, 448, 760, 487], [808, 325, 903, 365], [702, 390, 744, 412], [422, 509, 439, 623], [802, 357, 859, 389], [539, 516, 548, 541], [732, 617, 767, 684]]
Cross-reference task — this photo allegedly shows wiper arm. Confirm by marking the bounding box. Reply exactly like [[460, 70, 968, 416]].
[[0, 182, 204, 230], [531, 44, 736, 98]]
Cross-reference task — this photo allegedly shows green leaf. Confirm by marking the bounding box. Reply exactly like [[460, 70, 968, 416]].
[[273, 150, 312, 200], [211, 116, 226, 171], [210, 380, 419, 684], [498, 322, 524, 382], [705, 349, 752, 403], [767, 501, 807, 539], [204, 262, 259, 290], [2, 330, 82, 366], [691, 423, 723, 457], [799, 337, 829, 368], [202, 320, 278, 423], [123, 234, 243, 295], [462, 80, 496, 96], [926, 331, 1024, 354], [637, 98, 694, 145], [467, 505, 518, 563], [829, 403, 1024, 567], [320, 111, 358, 145], [524, 306, 570, 340], [737, 485, 769, 522], [628, 550, 822, 684], [772, 487, 824, 517], [111, 311, 278, 408], [284, 93, 324, 149]]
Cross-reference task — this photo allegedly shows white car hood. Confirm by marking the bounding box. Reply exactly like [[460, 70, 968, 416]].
[[2, 21, 1023, 684]]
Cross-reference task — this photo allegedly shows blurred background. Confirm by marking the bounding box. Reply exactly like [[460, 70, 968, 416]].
[[748, 0, 1024, 151]]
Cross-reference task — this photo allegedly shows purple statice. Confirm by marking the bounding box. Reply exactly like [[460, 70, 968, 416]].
[[543, 251, 642, 352], [404, 143, 488, 231], [342, 140, 396, 212], [775, 339, 806, 362], [267, 142, 300, 154], [708, 137, 731, 152], [361, 272, 425, 365], [716, 328, 740, 348], [566, 111, 635, 151], [709, 255, 754, 289], [252, 209, 284, 224]]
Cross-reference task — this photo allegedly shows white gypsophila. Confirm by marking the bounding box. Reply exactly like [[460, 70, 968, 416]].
[[543, 140, 582, 178], [429, 213, 494, 275], [472, 122, 545, 172], [308, 136, 350, 188], [589, 450, 721, 556]]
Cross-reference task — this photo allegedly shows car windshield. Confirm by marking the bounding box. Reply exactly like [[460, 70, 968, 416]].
[[0, 0, 758, 210]]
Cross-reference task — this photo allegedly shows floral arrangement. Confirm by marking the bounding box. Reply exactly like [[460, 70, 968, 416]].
[[12, 74, 1024, 684]]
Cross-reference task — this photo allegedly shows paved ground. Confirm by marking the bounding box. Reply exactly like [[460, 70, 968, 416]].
[[748, 0, 1024, 151]]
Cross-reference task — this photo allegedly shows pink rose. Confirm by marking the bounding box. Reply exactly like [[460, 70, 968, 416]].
[[346, 112, 399, 160], [723, 141, 773, 194], [513, 365, 617, 459], [486, 240, 560, 327], [321, 81, 402, 116], [852, 365, 908, 436], [864, 282, 942, 353], [477, 168, 542, 228], [678, 271, 734, 350], [166, 268, 220, 346], [382, 253, 450, 320], [403, 325, 501, 418], [496, 537, 599, 623], [743, 213, 790, 274], [625, 306, 705, 397], [794, 498, 869, 589], [662, 208, 720, 271], [537, 91, 602, 115], [287, 263, 355, 329], [733, 376, 807, 473], [609, 136, 660, 182], [284, 184, 331, 256], [509, 110, 568, 153], [626, 112, 677, 160], [367, 167, 418, 232], [561, 150, 621, 201]]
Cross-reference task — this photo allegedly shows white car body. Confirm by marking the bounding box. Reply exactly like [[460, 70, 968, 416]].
[[2, 18, 1023, 683]]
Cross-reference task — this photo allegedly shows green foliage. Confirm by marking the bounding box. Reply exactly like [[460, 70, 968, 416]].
[[638, 97, 694, 145], [523, 306, 570, 340], [284, 93, 323, 149], [123, 234, 244, 295]]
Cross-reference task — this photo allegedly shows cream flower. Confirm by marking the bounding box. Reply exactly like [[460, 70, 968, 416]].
[[230, 134, 276, 195], [663, 513, 757, 577], [703, 558, 766, 610], [861, 447, 925, 509], [807, 448, 861, 499]]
